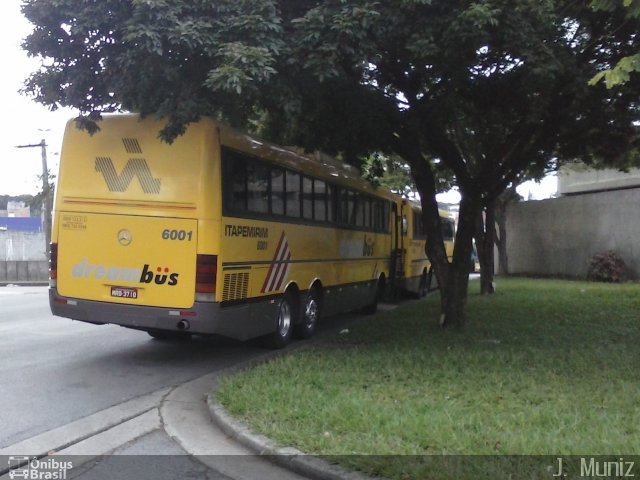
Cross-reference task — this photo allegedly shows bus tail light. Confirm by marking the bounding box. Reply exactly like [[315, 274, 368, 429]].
[[49, 243, 58, 288], [195, 254, 217, 302]]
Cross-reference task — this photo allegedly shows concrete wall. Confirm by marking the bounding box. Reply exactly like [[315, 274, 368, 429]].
[[0, 261, 48, 283], [506, 188, 640, 279], [0, 231, 48, 283], [558, 163, 640, 195]]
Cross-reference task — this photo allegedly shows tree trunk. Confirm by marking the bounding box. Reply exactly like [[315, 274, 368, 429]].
[[405, 149, 476, 328], [494, 193, 509, 276], [495, 215, 509, 276], [437, 196, 478, 327], [475, 202, 496, 295]]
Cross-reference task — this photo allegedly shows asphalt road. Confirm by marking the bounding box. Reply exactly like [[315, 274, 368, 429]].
[[0, 286, 272, 449], [0, 285, 368, 480]]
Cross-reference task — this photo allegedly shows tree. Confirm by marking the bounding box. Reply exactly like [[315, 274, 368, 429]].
[[22, 0, 640, 328], [494, 187, 522, 276], [590, 0, 640, 87], [361, 153, 454, 199]]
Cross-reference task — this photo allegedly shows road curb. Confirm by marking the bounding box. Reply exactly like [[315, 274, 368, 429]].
[[206, 354, 377, 480]]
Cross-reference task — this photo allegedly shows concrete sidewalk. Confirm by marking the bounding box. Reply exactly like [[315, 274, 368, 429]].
[[161, 322, 380, 480], [160, 372, 314, 480], [0, 360, 367, 480]]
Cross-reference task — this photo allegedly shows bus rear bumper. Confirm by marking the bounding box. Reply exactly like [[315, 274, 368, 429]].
[[49, 288, 276, 341]]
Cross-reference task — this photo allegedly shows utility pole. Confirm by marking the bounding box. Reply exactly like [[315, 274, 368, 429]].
[[15, 139, 52, 259]]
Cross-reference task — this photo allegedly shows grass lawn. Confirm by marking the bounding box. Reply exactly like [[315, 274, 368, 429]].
[[217, 278, 640, 479]]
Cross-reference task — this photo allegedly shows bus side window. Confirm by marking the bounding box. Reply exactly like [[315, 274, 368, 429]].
[[271, 168, 285, 216], [246, 161, 269, 214], [326, 184, 335, 223], [347, 190, 357, 225], [338, 188, 348, 224], [363, 196, 372, 229], [229, 154, 247, 212], [314, 179, 327, 222], [373, 200, 390, 233], [302, 176, 313, 220], [442, 220, 455, 241], [354, 193, 365, 227], [413, 209, 426, 240], [373, 200, 382, 232], [286, 171, 301, 218]]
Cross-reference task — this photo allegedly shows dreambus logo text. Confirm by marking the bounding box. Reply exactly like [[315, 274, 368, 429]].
[[72, 259, 180, 286]]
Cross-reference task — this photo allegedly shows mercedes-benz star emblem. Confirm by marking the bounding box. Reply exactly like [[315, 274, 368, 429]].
[[117, 229, 132, 246]]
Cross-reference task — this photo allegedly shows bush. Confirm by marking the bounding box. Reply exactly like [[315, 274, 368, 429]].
[[587, 250, 626, 283]]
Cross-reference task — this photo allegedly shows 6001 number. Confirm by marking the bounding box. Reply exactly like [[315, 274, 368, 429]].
[[162, 229, 193, 241]]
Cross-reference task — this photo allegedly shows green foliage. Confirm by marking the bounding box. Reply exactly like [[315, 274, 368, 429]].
[[590, 53, 640, 88], [21, 1, 639, 164], [592, 0, 640, 17], [590, 0, 640, 87], [0, 195, 34, 212], [587, 250, 627, 283], [361, 153, 415, 197], [362, 153, 455, 198], [21, 0, 285, 140], [20, 0, 640, 324]]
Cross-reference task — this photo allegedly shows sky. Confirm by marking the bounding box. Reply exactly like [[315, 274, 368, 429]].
[[0, 1, 75, 196], [0, 1, 556, 201]]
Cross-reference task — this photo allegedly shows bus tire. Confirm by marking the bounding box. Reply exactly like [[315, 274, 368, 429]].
[[362, 277, 384, 315], [267, 290, 295, 349], [427, 267, 439, 292], [418, 270, 428, 298], [295, 287, 321, 339]]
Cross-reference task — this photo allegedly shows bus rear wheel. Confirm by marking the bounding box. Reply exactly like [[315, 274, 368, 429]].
[[295, 288, 320, 339], [418, 270, 428, 298], [266, 291, 295, 349], [362, 277, 384, 315]]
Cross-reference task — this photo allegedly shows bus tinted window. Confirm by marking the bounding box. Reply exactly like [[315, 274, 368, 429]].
[[247, 162, 269, 214], [338, 188, 348, 224], [230, 156, 247, 212], [373, 200, 388, 232], [413, 209, 426, 239], [271, 168, 285, 216], [302, 176, 313, 220], [314, 179, 327, 222], [363, 196, 372, 229], [286, 171, 301, 218], [354, 193, 364, 227], [326, 184, 335, 223], [443, 219, 455, 241], [222, 148, 390, 232]]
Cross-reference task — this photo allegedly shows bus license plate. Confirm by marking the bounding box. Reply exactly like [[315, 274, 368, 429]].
[[111, 287, 138, 299]]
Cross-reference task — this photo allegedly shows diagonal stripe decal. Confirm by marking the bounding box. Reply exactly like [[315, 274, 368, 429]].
[[261, 232, 291, 293], [95, 157, 161, 194]]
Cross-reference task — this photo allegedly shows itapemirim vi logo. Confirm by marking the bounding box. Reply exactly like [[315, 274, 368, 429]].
[[7, 457, 73, 480]]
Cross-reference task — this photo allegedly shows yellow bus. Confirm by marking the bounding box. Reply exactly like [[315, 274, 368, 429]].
[[394, 202, 455, 298], [49, 114, 449, 347]]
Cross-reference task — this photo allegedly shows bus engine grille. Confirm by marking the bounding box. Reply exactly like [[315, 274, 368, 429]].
[[222, 272, 249, 301]]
